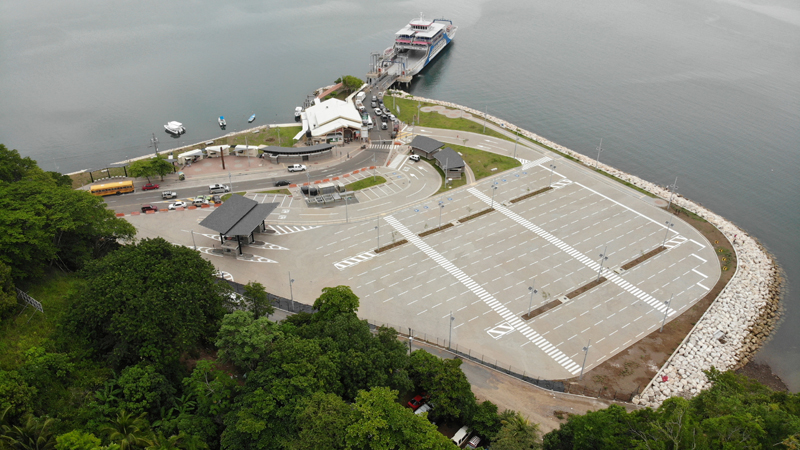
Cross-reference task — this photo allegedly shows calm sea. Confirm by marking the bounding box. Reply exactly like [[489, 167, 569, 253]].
[[1, 0, 798, 389]]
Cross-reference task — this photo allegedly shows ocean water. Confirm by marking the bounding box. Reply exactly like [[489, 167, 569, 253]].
[[1, 0, 798, 389]]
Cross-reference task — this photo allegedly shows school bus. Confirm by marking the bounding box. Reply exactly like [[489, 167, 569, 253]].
[[89, 180, 135, 196]]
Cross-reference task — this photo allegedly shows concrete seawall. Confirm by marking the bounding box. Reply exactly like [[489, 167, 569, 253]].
[[396, 91, 783, 407]]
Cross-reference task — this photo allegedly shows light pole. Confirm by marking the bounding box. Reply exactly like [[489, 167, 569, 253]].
[[597, 246, 608, 281], [306, 169, 310, 187], [579, 339, 591, 380], [660, 294, 673, 332], [289, 272, 295, 312], [345, 195, 349, 223], [448, 311, 454, 349], [667, 176, 678, 212], [595, 138, 603, 168], [191, 230, 197, 251], [663, 218, 674, 247], [527, 282, 538, 316], [228, 172, 233, 193], [491, 185, 498, 208], [513, 130, 519, 160], [373, 153, 376, 181], [549, 164, 557, 187], [438, 201, 444, 228], [409, 335, 413, 355], [375, 217, 380, 249], [245, 135, 250, 167], [483, 105, 488, 133]]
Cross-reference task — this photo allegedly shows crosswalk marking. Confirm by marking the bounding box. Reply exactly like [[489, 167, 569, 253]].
[[334, 251, 377, 270], [385, 215, 582, 375], [468, 187, 676, 317], [264, 225, 321, 235], [520, 156, 552, 170]]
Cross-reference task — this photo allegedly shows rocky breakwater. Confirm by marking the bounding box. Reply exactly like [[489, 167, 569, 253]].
[[392, 91, 784, 407]]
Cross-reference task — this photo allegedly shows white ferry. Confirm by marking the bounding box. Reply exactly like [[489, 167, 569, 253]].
[[164, 121, 185, 135], [386, 14, 457, 78]]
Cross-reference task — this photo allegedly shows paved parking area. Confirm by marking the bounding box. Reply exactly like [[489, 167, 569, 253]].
[[125, 129, 719, 381]]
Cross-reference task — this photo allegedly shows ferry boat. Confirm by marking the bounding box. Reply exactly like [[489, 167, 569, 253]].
[[385, 14, 457, 79], [218, 116, 226, 128], [164, 121, 185, 135]]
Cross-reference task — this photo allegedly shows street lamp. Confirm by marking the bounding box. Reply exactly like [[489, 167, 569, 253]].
[[228, 172, 233, 193], [491, 185, 498, 208], [597, 246, 608, 281], [667, 177, 678, 212], [527, 282, 538, 316], [448, 311, 454, 350], [438, 201, 445, 228], [513, 130, 519, 160], [660, 294, 673, 333], [579, 339, 591, 380], [375, 217, 380, 249], [549, 164, 557, 187], [663, 218, 674, 247], [191, 230, 197, 251], [289, 272, 295, 312], [595, 138, 603, 168], [345, 195, 349, 223]]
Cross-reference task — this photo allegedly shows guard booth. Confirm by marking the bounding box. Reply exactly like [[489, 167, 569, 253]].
[[199, 195, 278, 255]]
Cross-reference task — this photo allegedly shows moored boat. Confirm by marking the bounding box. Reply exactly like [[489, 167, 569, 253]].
[[248, 114, 256, 123], [164, 121, 185, 135]]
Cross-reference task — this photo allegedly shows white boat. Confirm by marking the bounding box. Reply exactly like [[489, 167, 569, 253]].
[[295, 106, 302, 121], [383, 14, 457, 79], [164, 121, 185, 135], [218, 116, 226, 127]]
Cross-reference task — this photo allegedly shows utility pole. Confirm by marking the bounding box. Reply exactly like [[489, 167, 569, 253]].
[[663, 218, 674, 247], [527, 282, 538, 316], [448, 311, 454, 349], [579, 340, 591, 380], [289, 272, 295, 312], [667, 177, 678, 212], [595, 138, 603, 168], [491, 185, 498, 208], [513, 129, 519, 160], [438, 201, 445, 228], [660, 294, 673, 332], [150, 133, 159, 157], [375, 217, 380, 249], [597, 246, 608, 281]]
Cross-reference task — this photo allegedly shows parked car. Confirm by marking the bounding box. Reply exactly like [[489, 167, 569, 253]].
[[288, 164, 306, 173], [466, 436, 482, 449], [142, 183, 159, 191], [381, 122, 388, 130], [371, 95, 377, 102], [168, 201, 187, 210], [371, 101, 377, 108], [141, 204, 158, 212], [161, 191, 178, 199], [407, 394, 425, 410], [409, 154, 420, 162], [211, 195, 222, 203], [274, 180, 291, 187], [208, 183, 230, 194], [414, 403, 432, 416]]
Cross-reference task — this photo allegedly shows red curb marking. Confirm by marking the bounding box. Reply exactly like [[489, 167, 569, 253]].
[[369, 166, 376, 170], [146, 210, 155, 214], [353, 170, 360, 174], [189, 206, 197, 210], [289, 184, 297, 188], [313, 180, 321, 184], [201, 204, 210, 208], [323, 178, 330, 182], [343, 174, 350, 178], [332, 177, 339, 181], [115, 213, 125, 217], [303, 182, 309, 186], [131, 212, 141, 215]]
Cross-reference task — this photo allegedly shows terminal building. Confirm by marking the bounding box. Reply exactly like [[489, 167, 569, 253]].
[[294, 98, 364, 145]]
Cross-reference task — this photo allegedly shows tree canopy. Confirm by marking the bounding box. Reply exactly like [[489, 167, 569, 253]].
[[65, 238, 226, 370]]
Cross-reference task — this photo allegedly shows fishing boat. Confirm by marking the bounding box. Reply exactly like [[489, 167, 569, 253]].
[[164, 121, 185, 135], [218, 116, 226, 128], [248, 114, 256, 123]]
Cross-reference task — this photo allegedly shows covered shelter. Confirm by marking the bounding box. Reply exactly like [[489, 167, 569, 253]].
[[259, 143, 335, 165], [204, 145, 231, 158], [433, 147, 465, 179], [177, 149, 204, 164], [199, 195, 278, 255], [409, 135, 444, 159]]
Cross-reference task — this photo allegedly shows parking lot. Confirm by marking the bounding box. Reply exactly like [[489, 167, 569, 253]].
[[126, 142, 719, 380]]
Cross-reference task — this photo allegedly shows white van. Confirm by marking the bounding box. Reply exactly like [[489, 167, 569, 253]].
[[208, 184, 230, 194], [451, 426, 471, 447], [367, 115, 374, 129]]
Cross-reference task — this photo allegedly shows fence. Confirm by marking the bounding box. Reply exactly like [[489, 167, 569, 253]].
[[222, 279, 316, 315], [366, 318, 641, 403]]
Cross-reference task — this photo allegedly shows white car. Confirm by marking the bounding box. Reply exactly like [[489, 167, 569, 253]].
[[409, 154, 420, 162], [208, 183, 230, 192], [168, 201, 188, 210], [288, 164, 307, 172]]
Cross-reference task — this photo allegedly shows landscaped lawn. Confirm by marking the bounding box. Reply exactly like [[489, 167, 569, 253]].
[[257, 189, 291, 195], [346, 176, 387, 191], [447, 143, 520, 179], [221, 192, 246, 201]]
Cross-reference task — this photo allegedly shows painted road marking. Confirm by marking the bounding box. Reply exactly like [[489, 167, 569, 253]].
[[265, 225, 321, 235], [468, 187, 676, 316], [334, 252, 377, 270], [384, 215, 582, 375], [487, 322, 515, 339]]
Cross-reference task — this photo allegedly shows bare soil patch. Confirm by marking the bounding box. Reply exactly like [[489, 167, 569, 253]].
[[510, 186, 553, 204], [621, 246, 666, 270], [566, 277, 607, 300]]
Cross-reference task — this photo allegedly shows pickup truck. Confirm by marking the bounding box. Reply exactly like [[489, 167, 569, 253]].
[[288, 164, 307, 173], [161, 191, 178, 199]]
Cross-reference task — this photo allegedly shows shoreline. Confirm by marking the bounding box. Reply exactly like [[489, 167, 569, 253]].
[[393, 92, 785, 404]]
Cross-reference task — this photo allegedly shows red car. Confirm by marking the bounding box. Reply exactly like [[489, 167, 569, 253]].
[[142, 183, 160, 191], [141, 204, 159, 213], [408, 395, 425, 410]]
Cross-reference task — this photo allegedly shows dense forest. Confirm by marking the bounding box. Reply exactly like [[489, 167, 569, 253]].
[[1, 144, 798, 449]]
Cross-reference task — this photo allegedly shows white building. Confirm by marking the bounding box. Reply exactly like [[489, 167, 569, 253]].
[[294, 98, 363, 144]]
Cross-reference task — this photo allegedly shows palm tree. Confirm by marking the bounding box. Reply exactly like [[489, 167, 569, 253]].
[[146, 433, 208, 450], [100, 411, 153, 450], [0, 415, 56, 450]]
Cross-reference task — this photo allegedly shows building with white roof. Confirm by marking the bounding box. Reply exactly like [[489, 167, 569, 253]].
[[296, 98, 363, 144]]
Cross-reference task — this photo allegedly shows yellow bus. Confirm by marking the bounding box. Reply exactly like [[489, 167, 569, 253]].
[[90, 180, 135, 196]]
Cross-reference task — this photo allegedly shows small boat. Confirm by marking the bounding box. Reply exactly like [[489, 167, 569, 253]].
[[218, 116, 226, 128], [164, 121, 185, 135], [248, 114, 256, 123], [294, 106, 302, 121]]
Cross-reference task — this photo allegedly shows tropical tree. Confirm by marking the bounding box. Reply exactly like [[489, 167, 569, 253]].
[[1, 414, 57, 450], [242, 282, 273, 320], [407, 350, 477, 423], [100, 411, 152, 450], [149, 156, 175, 181], [128, 159, 157, 183], [55, 430, 103, 450], [0, 262, 16, 319], [65, 238, 226, 370], [493, 412, 541, 450], [215, 311, 283, 372]]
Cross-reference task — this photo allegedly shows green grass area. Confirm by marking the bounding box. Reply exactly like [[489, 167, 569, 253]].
[[257, 189, 292, 195], [0, 272, 79, 370], [446, 143, 520, 179], [227, 126, 302, 148], [420, 158, 467, 193], [221, 191, 246, 201], [345, 176, 387, 191], [387, 95, 516, 144]]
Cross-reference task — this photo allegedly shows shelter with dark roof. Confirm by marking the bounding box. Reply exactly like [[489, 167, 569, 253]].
[[409, 135, 444, 159], [199, 195, 278, 255], [259, 143, 335, 165], [433, 147, 466, 179]]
